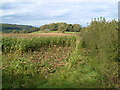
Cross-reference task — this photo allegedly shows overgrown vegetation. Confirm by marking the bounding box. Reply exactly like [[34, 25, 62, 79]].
[[79, 18, 118, 88], [2, 35, 76, 88], [2, 17, 118, 88], [37, 18, 118, 88]]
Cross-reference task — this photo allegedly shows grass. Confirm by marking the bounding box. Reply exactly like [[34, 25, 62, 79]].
[[32, 30, 77, 34], [32, 31, 58, 33], [2, 18, 118, 88]]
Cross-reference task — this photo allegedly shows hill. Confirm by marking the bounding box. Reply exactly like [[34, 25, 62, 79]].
[[1, 23, 37, 33]]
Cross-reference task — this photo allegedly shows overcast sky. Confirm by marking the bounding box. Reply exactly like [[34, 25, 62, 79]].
[[0, 0, 119, 27]]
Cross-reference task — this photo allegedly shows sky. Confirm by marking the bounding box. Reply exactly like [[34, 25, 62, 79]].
[[0, 0, 119, 27]]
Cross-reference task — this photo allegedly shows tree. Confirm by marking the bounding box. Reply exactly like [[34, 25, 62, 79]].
[[39, 22, 82, 32], [58, 24, 66, 33], [30, 27, 38, 32], [19, 29, 27, 33], [73, 24, 81, 32], [49, 23, 58, 31], [67, 24, 74, 32], [40, 25, 49, 31], [12, 30, 17, 33]]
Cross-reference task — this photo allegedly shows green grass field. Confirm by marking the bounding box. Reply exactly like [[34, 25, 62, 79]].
[[32, 30, 77, 34]]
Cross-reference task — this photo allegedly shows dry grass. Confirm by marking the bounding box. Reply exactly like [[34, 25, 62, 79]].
[[2, 33, 76, 38]]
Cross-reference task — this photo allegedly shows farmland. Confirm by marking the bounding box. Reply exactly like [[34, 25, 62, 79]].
[[2, 18, 119, 88]]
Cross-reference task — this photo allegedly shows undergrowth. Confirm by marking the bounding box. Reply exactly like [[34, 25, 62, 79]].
[[2, 18, 118, 88]]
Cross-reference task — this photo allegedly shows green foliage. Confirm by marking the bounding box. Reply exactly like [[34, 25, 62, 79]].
[[2, 17, 118, 88], [73, 24, 82, 32], [79, 17, 118, 87], [38, 18, 118, 88], [49, 23, 58, 31], [2, 36, 76, 53], [66, 24, 74, 32], [58, 24, 66, 33], [40, 25, 49, 31], [2, 36, 75, 88], [40, 22, 81, 33], [1, 23, 38, 33], [1, 23, 82, 33]]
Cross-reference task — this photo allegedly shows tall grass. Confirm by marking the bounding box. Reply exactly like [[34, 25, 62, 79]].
[[2, 36, 76, 53]]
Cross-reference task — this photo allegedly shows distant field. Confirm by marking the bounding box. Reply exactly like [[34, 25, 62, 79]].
[[29, 33, 76, 36], [2, 32, 77, 38], [32, 31, 78, 34]]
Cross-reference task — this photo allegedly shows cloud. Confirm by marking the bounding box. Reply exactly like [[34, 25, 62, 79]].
[[1, 0, 118, 27], [47, 9, 70, 17], [0, 10, 15, 17], [1, 0, 120, 3]]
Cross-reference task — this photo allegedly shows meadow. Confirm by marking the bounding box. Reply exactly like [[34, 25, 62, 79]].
[[2, 18, 119, 88], [31, 31, 77, 34]]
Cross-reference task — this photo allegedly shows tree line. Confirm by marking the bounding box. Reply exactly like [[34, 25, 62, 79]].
[[2, 23, 38, 33], [39, 22, 82, 33], [2, 22, 82, 33]]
